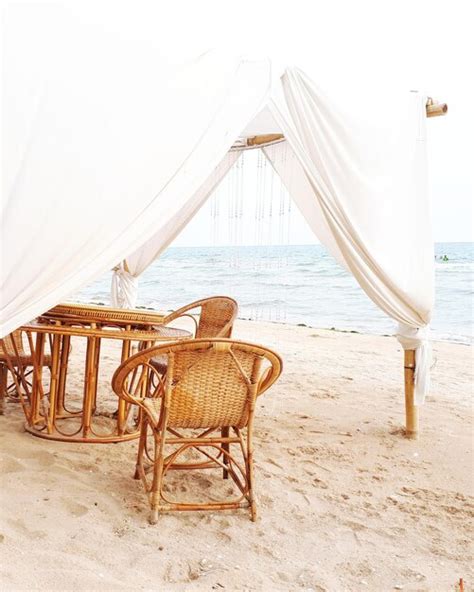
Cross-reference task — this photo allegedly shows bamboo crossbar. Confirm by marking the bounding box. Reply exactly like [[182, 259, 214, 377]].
[[426, 98, 448, 117], [246, 133, 284, 146], [233, 98, 447, 149], [156, 501, 250, 512], [160, 436, 241, 445]]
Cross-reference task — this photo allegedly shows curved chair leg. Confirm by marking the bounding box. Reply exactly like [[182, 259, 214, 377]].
[[134, 414, 148, 480], [250, 502, 257, 522], [222, 426, 230, 479], [149, 508, 159, 525], [0, 364, 7, 415], [148, 431, 165, 524], [247, 448, 257, 522]]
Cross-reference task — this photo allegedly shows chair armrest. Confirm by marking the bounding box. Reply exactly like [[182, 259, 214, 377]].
[[257, 361, 282, 396], [112, 359, 165, 407], [162, 310, 199, 336]]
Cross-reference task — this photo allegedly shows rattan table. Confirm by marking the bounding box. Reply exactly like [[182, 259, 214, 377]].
[[11, 305, 190, 443]]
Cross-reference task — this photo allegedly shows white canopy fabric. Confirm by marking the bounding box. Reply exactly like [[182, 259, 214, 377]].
[[1, 10, 433, 404]]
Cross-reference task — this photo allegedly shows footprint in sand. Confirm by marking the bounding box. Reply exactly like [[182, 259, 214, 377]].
[[32, 451, 56, 467], [7, 518, 47, 540], [216, 530, 232, 543], [61, 497, 89, 517], [0, 457, 25, 473]]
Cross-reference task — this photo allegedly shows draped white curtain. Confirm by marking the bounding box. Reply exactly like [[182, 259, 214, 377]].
[[1, 8, 273, 335], [111, 151, 241, 307], [110, 70, 433, 403], [2, 10, 434, 403], [267, 70, 433, 403]]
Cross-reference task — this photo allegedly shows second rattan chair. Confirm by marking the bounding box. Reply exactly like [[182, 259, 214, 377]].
[[150, 296, 238, 375], [112, 338, 282, 524], [0, 330, 52, 414]]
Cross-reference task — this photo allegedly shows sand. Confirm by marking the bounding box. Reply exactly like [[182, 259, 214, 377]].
[[1, 320, 473, 592]]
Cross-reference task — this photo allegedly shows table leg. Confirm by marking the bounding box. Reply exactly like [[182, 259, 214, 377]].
[[30, 333, 45, 424], [82, 336, 99, 439], [117, 338, 132, 435], [46, 333, 62, 434], [56, 334, 71, 415], [90, 338, 101, 415]]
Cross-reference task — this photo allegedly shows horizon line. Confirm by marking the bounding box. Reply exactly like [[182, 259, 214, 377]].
[[169, 240, 474, 249]]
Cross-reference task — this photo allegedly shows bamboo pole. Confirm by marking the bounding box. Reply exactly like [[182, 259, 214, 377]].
[[426, 98, 448, 118], [404, 350, 418, 439], [237, 99, 447, 149], [246, 133, 284, 146]]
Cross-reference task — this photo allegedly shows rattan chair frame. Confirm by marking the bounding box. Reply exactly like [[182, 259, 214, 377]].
[[150, 296, 238, 376], [0, 330, 52, 414], [162, 296, 238, 339], [112, 338, 282, 524]]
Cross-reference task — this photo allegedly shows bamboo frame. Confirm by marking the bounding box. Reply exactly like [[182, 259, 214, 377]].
[[404, 350, 418, 439], [426, 98, 448, 118], [112, 338, 282, 523], [240, 99, 446, 440], [231, 98, 447, 150], [4, 94, 446, 441]]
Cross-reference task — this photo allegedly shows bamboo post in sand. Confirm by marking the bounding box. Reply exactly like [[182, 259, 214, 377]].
[[404, 350, 418, 439], [402, 97, 446, 439]]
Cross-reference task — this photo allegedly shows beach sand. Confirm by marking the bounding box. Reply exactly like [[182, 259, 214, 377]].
[[1, 320, 473, 591]]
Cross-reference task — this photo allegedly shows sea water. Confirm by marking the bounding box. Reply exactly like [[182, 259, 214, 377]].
[[76, 242, 473, 345]]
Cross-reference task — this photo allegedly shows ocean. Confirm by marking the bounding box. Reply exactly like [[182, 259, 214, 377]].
[[76, 242, 473, 345]]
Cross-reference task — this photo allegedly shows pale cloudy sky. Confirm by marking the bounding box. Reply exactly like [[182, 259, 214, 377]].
[[151, 0, 471, 246], [29, 0, 474, 245]]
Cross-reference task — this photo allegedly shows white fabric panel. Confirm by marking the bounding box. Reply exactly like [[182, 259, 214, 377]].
[[240, 106, 283, 137], [2, 9, 434, 404], [269, 69, 433, 403], [110, 263, 139, 309], [1, 11, 272, 336], [124, 151, 241, 277], [263, 141, 349, 272], [396, 324, 431, 405]]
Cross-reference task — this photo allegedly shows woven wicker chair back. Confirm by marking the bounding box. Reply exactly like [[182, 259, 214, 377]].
[[195, 298, 237, 338], [112, 338, 282, 431], [0, 331, 24, 359], [167, 346, 257, 428], [163, 297, 238, 339]]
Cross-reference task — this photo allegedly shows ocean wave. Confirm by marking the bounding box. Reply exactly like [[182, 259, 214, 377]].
[[74, 243, 473, 343]]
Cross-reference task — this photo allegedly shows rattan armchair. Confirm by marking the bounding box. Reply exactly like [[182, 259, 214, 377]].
[[150, 296, 238, 375], [0, 330, 51, 414], [112, 338, 282, 524]]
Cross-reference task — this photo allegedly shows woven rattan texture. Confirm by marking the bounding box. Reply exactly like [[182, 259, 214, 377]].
[[152, 297, 238, 374], [0, 330, 52, 366], [149, 348, 257, 429]]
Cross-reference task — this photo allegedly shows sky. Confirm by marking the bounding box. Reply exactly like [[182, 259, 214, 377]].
[[10, 0, 473, 246], [169, 0, 474, 244], [153, 0, 471, 246]]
